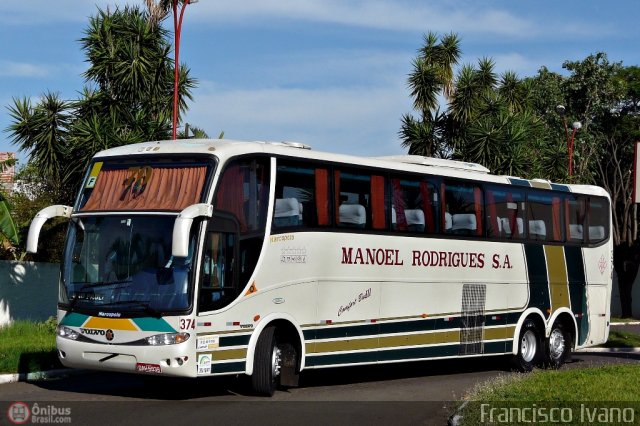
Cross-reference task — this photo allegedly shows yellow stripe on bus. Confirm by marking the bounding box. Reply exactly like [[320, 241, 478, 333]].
[[211, 348, 248, 361], [305, 326, 515, 354], [544, 245, 570, 313], [83, 317, 139, 331]]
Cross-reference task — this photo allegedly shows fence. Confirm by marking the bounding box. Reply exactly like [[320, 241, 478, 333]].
[[0, 260, 59, 327]]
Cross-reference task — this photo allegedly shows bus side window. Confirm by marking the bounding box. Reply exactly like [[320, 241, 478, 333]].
[[334, 169, 388, 230], [391, 176, 438, 234], [485, 186, 524, 240], [444, 180, 483, 237], [566, 195, 586, 243], [526, 192, 564, 242], [273, 162, 331, 229], [587, 197, 609, 244]]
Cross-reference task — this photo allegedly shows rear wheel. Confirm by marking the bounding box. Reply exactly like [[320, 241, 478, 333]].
[[251, 325, 282, 396], [512, 319, 541, 372], [544, 321, 571, 368]]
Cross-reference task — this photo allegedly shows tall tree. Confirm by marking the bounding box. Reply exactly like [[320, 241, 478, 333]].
[[400, 32, 461, 158], [517, 55, 638, 316], [6, 5, 196, 206], [401, 34, 545, 177]]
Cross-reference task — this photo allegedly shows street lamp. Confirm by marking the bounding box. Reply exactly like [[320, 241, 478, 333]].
[[555, 105, 582, 177], [171, 0, 197, 140]]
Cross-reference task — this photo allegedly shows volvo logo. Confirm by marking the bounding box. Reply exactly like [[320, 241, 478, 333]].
[[106, 329, 115, 341], [80, 328, 105, 336]]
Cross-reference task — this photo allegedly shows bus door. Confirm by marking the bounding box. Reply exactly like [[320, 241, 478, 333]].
[[198, 212, 239, 312]]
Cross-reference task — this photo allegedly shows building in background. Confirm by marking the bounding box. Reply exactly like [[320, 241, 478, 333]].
[[0, 152, 16, 194]]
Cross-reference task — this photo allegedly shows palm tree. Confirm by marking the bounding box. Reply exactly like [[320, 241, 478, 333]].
[[6, 5, 196, 205], [400, 32, 461, 157]]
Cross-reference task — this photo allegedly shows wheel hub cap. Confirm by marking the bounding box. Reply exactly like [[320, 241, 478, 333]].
[[549, 329, 565, 360]]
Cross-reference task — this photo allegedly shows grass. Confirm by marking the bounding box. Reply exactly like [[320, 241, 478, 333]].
[[603, 330, 640, 348], [0, 317, 62, 374], [456, 365, 640, 425]]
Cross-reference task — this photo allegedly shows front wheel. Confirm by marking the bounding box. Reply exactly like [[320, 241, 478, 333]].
[[543, 321, 572, 369], [512, 319, 541, 372], [251, 325, 282, 396]]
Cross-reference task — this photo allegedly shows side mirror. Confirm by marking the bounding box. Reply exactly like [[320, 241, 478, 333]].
[[172, 203, 213, 257], [27, 205, 72, 253]]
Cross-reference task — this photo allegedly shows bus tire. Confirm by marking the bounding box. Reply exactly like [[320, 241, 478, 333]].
[[543, 321, 571, 369], [512, 319, 541, 372], [251, 325, 281, 396]]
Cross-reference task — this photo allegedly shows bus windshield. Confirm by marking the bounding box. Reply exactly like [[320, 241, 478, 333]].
[[61, 215, 194, 314]]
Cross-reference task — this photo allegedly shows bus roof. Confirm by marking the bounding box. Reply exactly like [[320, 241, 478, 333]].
[[92, 138, 609, 198]]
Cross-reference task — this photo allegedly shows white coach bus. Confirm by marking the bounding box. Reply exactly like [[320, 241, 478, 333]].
[[27, 139, 612, 396]]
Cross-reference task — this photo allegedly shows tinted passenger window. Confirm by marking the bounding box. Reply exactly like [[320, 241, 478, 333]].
[[391, 177, 438, 234], [485, 186, 525, 239], [443, 181, 483, 236], [526, 192, 563, 242], [335, 169, 387, 230], [588, 198, 609, 243], [273, 162, 330, 229]]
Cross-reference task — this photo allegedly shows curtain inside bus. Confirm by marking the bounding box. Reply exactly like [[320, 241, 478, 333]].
[[80, 166, 207, 211]]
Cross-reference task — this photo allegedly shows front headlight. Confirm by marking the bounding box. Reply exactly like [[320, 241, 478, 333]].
[[145, 332, 190, 346], [57, 326, 79, 340]]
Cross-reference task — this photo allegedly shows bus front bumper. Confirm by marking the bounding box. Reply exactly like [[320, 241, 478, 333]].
[[56, 337, 196, 378]]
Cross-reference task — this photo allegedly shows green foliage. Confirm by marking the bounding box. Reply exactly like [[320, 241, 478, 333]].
[[0, 319, 60, 374], [0, 193, 19, 246], [400, 32, 461, 158], [603, 330, 640, 348], [401, 33, 546, 177], [5, 5, 197, 207]]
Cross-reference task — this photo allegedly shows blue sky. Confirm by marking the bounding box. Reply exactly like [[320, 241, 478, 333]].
[[1, 1, 639, 166]]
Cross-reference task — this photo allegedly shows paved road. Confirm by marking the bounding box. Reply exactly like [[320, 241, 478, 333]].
[[1, 352, 638, 426]]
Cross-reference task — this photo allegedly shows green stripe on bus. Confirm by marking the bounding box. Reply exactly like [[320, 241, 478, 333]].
[[565, 246, 589, 345], [211, 361, 245, 374], [132, 317, 176, 332], [304, 314, 520, 342], [60, 312, 89, 327], [524, 244, 551, 317], [219, 334, 251, 347]]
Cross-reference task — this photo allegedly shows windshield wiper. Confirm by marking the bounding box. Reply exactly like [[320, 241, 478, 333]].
[[66, 280, 132, 312]]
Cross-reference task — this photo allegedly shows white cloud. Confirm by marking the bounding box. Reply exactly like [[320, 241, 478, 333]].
[[188, 0, 534, 36], [0, 61, 50, 78]]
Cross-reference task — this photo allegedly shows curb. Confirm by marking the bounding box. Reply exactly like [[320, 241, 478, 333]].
[[578, 347, 640, 354], [611, 321, 640, 326], [0, 369, 86, 385]]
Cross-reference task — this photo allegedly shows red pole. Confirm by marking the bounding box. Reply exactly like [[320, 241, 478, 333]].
[[561, 116, 571, 177], [172, 1, 190, 140], [569, 128, 578, 177]]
